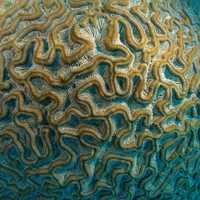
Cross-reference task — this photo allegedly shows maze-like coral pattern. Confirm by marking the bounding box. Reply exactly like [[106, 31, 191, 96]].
[[0, 0, 200, 199]]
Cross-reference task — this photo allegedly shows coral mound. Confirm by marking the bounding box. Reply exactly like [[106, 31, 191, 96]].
[[0, 0, 200, 199]]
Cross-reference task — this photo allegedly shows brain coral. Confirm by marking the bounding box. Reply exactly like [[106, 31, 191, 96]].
[[0, 0, 200, 199]]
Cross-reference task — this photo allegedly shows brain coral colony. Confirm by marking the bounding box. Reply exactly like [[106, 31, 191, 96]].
[[0, 0, 200, 199]]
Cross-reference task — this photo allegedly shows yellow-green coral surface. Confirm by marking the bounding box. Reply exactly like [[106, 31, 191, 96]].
[[0, 0, 200, 199]]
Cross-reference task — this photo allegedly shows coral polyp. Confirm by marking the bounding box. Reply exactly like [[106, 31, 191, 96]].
[[0, 0, 200, 199]]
